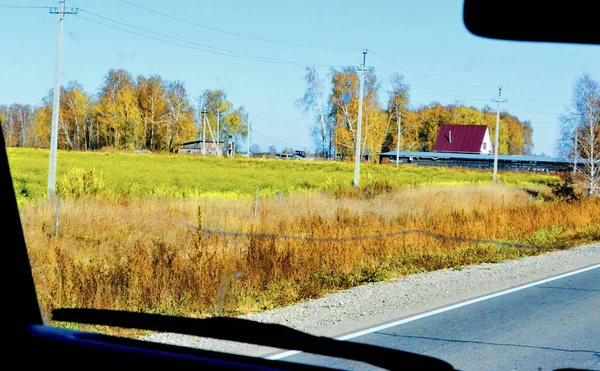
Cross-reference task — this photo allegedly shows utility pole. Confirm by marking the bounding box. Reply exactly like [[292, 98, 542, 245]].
[[491, 86, 507, 184], [196, 100, 201, 150], [201, 109, 207, 155], [395, 112, 401, 167], [203, 111, 218, 154], [353, 50, 367, 188], [216, 108, 221, 155], [47, 1, 78, 199]]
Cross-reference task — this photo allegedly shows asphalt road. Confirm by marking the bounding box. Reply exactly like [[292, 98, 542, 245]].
[[280, 265, 600, 371]]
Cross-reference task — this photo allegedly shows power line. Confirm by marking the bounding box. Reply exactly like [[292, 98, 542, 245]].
[[75, 14, 348, 68], [118, 0, 358, 52], [253, 115, 308, 121], [509, 92, 565, 107], [252, 115, 307, 131], [507, 103, 561, 116], [377, 67, 560, 116], [374, 67, 563, 129], [0, 4, 51, 9], [75, 15, 271, 63], [372, 51, 571, 109], [75, 12, 350, 68], [410, 86, 487, 102], [370, 50, 495, 89], [80, 10, 309, 65], [375, 68, 489, 102], [252, 131, 306, 149]]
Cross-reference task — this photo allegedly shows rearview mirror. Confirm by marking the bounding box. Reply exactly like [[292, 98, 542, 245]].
[[463, 0, 599, 45]]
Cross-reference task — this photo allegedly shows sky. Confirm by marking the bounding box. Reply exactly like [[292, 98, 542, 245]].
[[1, 0, 599, 156]]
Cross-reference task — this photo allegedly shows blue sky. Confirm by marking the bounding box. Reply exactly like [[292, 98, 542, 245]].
[[1, 0, 599, 156]]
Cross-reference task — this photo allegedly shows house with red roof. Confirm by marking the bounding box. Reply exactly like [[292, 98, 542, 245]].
[[433, 124, 493, 154]]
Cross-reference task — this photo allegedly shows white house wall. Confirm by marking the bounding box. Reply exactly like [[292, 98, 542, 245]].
[[480, 129, 493, 154]]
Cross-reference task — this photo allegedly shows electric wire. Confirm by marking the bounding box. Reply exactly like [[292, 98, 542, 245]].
[[76, 12, 351, 68], [0, 4, 51, 9], [370, 50, 495, 89], [119, 0, 359, 52]]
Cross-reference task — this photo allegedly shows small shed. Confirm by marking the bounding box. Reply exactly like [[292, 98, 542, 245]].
[[433, 124, 493, 154], [177, 140, 225, 155]]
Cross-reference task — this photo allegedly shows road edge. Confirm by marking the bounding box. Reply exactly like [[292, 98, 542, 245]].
[[266, 262, 600, 360]]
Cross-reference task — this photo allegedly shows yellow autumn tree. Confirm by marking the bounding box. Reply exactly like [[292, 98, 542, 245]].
[[136, 75, 168, 151], [382, 73, 411, 153], [329, 67, 386, 162], [95, 69, 143, 150], [31, 82, 92, 150]]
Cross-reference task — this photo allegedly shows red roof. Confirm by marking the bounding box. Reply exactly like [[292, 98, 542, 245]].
[[433, 124, 488, 153]]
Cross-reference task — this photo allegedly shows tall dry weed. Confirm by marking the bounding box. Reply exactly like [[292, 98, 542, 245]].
[[20, 184, 600, 322]]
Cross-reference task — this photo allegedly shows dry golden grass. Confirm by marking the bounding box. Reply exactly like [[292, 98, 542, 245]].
[[21, 184, 600, 324]]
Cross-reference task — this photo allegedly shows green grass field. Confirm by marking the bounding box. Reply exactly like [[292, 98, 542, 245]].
[[7, 148, 559, 202]]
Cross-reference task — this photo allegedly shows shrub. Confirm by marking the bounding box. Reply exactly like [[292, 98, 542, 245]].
[[57, 168, 105, 198], [548, 178, 580, 202], [361, 176, 394, 199], [528, 226, 567, 249]]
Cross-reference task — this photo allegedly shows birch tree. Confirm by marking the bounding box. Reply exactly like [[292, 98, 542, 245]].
[[556, 73, 600, 195], [136, 75, 168, 151], [0, 105, 15, 146], [164, 80, 195, 152], [62, 82, 92, 150], [574, 74, 599, 195], [296, 67, 334, 159], [382, 73, 410, 153]]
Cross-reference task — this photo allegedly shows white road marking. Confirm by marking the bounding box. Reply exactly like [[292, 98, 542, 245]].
[[266, 263, 600, 360]]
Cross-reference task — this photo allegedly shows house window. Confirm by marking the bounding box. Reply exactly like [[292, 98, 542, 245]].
[[483, 143, 487, 150]]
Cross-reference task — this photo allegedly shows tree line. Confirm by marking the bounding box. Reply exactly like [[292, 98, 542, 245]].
[[556, 73, 600, 195], [2, 67, 536, 158], [0, 69, 248, 152], [297, 67, 534, 160]]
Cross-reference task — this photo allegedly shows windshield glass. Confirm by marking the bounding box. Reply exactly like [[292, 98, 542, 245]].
[[2, 0, 599, 370]]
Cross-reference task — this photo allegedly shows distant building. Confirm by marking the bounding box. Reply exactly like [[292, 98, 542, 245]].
[[378, 150, 573, 172], [177, 140, 225, 155], [275, 153, 295, 159], [433, 124, 493, 155]]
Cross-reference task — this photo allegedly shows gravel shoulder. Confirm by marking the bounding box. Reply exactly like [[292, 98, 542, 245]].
[[141, 242, 600, 358]]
